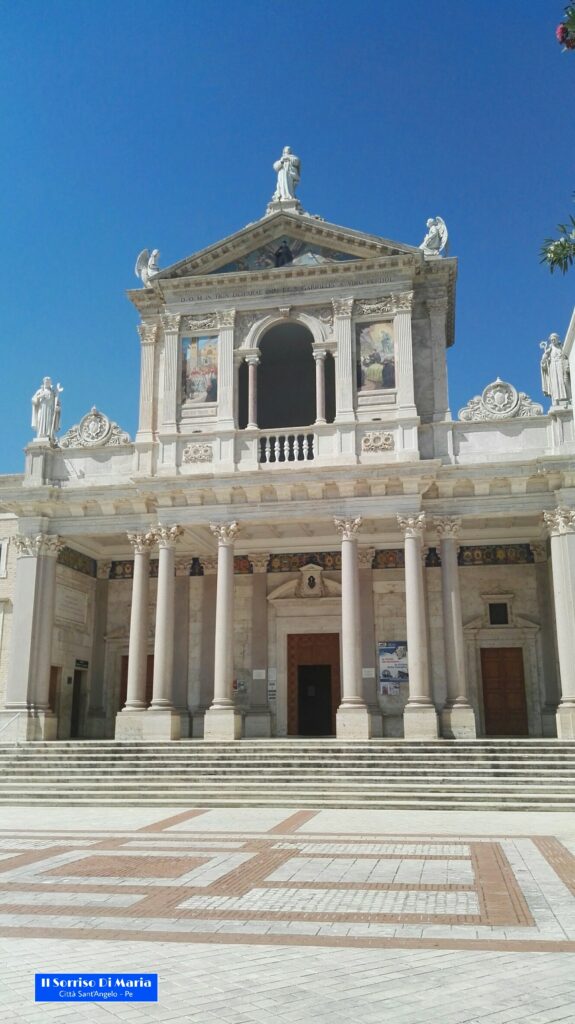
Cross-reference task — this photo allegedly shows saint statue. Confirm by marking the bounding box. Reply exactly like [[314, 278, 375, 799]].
[[540, 333, 571, 406], [272, 146, 301, 202], [31, 377, 63, 442], [419, 216, 448, 256]]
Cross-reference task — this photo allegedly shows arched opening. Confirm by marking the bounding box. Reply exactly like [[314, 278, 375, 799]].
[[258, 323, 316, 429]]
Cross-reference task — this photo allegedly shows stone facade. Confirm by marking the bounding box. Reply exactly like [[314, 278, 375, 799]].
[[1, 187, 574, 742]]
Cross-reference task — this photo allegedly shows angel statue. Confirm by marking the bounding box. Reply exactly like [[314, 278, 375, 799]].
[[31, 377, 63, 442], [272, 146, 301, 202], [134, 248, 160, 288], [419, 216, 448, 256], [540, 333, 572, 406]]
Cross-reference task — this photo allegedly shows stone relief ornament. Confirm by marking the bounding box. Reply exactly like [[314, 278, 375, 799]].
[[356, 297, 394, 316], [14, 534, 64, 558], [216, 310, 236, 329], [183, 313, 218, 332], [361, 431, 394, 453], [540, 333, 572, 406], [60, 408, 131, 449], [182, 442, 213, 464], [31, 377, 63, 442], [305, 305, 333, 326], [419, 217, 448, 256], [332, 297, 355, 317], [458, 379, 543, 421], [397, 513, 427, 539], [334, 516, 363, 540], [543, 507, 575, 536], [134, 248, 160, 288]]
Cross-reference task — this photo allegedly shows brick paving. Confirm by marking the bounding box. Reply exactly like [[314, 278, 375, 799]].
[[0, 807, 574, 1021]]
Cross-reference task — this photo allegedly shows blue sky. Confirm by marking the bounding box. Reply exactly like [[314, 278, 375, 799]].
[[1, 0, 573, 473]]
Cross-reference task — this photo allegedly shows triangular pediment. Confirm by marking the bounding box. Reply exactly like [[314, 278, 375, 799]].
[[154, 212, 421, 281]]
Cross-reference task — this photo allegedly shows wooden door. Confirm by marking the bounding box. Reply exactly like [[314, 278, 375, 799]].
[[119, 655, 154, 710], [287, 633, 340, 736], [480, 647, 528, 736]]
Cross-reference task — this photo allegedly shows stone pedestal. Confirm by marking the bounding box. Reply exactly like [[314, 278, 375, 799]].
[[0, 709, 58, 742], [555, 705, 575, 739], [403, 704, 439, 739], [204, 706, 243, 741], [439, 704, 477, 739]]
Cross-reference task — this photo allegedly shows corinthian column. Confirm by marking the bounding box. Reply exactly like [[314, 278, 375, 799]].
[[1, 533, 63, 741], [434, 517, 476, 738], [334, 517, 372, 739], [145, 524, 183, 739], [115, 530, 156, 740], [204, 521, 242, 740], [397, 514, 439, 739], [543, 507, 575, 738]]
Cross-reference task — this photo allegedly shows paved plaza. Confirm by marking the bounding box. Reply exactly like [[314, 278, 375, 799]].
[[1, 806, 575, 1022]]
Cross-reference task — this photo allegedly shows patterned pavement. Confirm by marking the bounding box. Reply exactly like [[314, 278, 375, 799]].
[[1, 807, 575, 1021]]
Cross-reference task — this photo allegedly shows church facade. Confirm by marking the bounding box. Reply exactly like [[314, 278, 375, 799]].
[[1, 153, 575, 744]]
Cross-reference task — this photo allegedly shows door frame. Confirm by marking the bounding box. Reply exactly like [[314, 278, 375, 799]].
[[463, 618, 542, 736], [287, 633, 341, 736]]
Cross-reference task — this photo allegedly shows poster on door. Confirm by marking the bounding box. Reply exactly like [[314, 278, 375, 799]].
[[378, 641, 408, 695]]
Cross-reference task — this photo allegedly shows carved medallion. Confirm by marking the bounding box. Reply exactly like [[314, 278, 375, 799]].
[[361, 431, 394, 453], [458, 379, 543, 422], [60, 408, 131, 449], [182, 442, 213, 464]]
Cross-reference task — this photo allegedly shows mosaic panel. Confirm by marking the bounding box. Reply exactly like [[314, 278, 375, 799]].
[[57, 546, 97, 578], [458, 544, 534, 566]]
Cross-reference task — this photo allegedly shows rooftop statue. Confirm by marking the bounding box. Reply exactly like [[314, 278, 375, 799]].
[[419, 216, 448, 256], [134, 248, 160, 289], [540, 333, 572, 407], [272, 146, 301, 202], [31, 377, 63, 442]]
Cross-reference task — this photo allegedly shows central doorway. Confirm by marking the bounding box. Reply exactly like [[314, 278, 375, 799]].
[[287, 633, 340, 736], [480, 647, 529, 736]]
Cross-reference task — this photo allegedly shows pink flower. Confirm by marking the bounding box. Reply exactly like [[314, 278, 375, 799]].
[[556, 22, 569, 42]]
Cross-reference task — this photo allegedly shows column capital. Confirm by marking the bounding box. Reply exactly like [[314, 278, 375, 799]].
[[210, 521, 239, 546], [392, 290, 414, 313], [96, 560, 112, 580], [334, 516, 362, 540], [127, 530, 156, 554], [160, 313, 181, 334], [153, 524, 184, 548], [245, 353, 260, 366], [397, 513, 426, 539], [531, 541, 548, 563], [543, 507, 575, 536], [14, 534, 65, 558], [216, 309, 236, 329], [175, 557, 192, 577], [138, 321, 158, 345], [358, 546, 375, 570], [313, 347, 327, 362], [249, 553, 269, 574], [200, 555, 218, 575], [434, 516, 461, 540], [332, 297, 354, 318]]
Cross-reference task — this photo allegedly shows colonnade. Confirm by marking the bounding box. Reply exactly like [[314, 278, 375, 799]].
[[3, 507, 575, 741]]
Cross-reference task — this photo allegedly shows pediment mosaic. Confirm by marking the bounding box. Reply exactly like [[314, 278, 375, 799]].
[[212, 236, 361, 274]]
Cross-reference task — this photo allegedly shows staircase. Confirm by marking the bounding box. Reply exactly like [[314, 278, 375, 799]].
[[1, 739, 575, 810]]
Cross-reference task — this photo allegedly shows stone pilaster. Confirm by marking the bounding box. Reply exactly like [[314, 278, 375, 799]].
[[136, 321, 158, 442], [434, 517, 476, 738], [427, 290, 451, 421], [217, 310, 236, 429], [334, 517, 371, 739], [397, 514, 439, 739], [160, 313, 181, 437], [147, 524, 183, 739], [204, 522, 242, 740], [245, 553, 272, 737], [543, 508, 575, 737], [332, 298, 355, 422], [1, 533, 64, 740], [394, 292, 416, 413]]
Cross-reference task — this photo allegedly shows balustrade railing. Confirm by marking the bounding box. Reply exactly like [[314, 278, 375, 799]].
[[258, 431, 316, 464]]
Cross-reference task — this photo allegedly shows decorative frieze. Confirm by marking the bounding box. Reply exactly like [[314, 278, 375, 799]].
[[358, 547, 375, 570], [397, 513, 426, 539], [60, 408, 131, 449], [14, 534, 65, 558], [543, 507, 575, 536], [249, 553, 270, 574], [175, 558, 192, 577], [200, 555, 218, 575], [57, 546, 97, 577], [96, 560, 112, 580], [182, 313, 218, 332], [457, 544, 534, 566], [361, 430, 394, 453], [182, 442, 213, 464], [458, 379, 543, 421]]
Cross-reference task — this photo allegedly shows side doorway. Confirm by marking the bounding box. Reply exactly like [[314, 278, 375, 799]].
[[480, 647, 529, 736], [287, 633, 340, 736]]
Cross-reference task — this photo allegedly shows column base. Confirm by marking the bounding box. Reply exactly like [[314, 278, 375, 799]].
[[368, 705, 383, 737], [541, 705, 559, 738], [403, 703, 439, 739], [244, 710, 272, 738], [556, 704, 575, 739], [440, 703, 477, 739], [115, 709, 183, 741], [336, 705, 372, 740], [0, 709, 58, 742], [203, 706, 242, 741]]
